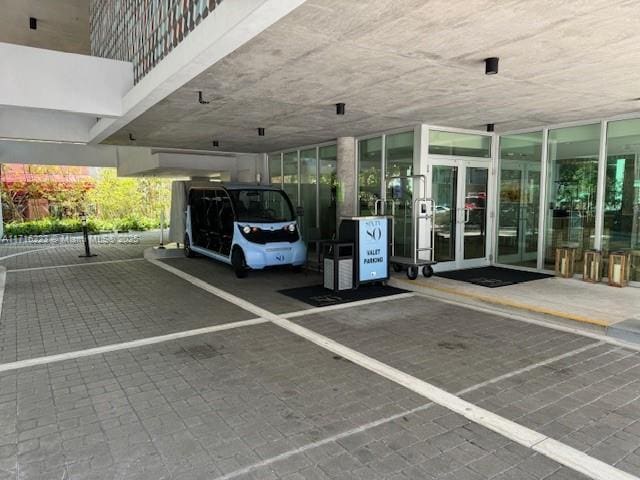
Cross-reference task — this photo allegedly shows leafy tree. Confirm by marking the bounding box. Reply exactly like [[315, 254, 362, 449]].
[[87, 168, 170, 222]]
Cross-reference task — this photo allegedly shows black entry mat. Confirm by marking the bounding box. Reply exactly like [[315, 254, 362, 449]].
[[278, 284, 408, 307], [436, 266, 552, 288]]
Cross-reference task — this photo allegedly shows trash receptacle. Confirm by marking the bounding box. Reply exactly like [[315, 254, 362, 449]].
[[322, 241, 354, 292]]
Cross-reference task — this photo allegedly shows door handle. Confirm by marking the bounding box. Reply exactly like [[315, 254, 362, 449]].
[[464, 208, 471, 224]]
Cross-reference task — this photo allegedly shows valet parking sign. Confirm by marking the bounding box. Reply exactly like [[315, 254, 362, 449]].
[[358, 218, 388, 282]]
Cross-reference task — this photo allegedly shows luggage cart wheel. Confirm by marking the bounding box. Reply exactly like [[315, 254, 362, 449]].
[[422, 265, 434, 278], [407, 266, 419, 280], [392, 263, 402, 273]]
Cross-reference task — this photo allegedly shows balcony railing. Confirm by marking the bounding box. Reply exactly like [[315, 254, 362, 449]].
[[90, 0, 222, 83]]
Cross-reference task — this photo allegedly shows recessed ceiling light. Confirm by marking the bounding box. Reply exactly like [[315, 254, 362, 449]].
[[198, 91, 210, 104], [128, 133, 136, 141], [485, 57, 499, 75]]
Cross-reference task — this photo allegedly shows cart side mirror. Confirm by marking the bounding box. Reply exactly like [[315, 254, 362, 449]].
[[296, 206, 304, 217]]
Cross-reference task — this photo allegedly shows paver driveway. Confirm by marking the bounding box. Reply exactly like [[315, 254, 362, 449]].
[[0, 242, 638, 479]]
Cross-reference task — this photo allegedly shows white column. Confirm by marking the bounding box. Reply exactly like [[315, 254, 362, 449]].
[[537, 128, 550, 270], [336, 137, 357, 221], [594, 120, 608, 252]]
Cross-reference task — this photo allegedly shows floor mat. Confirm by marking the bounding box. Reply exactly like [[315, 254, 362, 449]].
[[278, 284, 408, 307], [436, 266, 552, 288]]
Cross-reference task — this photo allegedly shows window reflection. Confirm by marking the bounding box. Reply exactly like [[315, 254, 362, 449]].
[[358, 137, 383, 216], [545, 124, 600, 272], [498, 132, 542, 268], [605, 119, 640, 281]]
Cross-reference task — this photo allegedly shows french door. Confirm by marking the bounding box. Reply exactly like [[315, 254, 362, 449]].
[[430, 158, 491, 271]]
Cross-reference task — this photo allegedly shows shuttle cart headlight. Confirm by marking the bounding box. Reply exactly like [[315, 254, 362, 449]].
[[242, 225, 251, 234], [288, 223, 296, 232]]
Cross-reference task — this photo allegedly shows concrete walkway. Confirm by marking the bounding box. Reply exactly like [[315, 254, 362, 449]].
[[390, 273, 640, 334]]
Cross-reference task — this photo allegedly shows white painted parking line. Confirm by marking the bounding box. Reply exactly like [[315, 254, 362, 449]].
[[7, 257, 145, 273], [456, 341, 605, 395], [0, 318, 267, 374], [0, 245, 59, 261], [0, 274, 405, 374], [213, 341, 606, 480], [147, 253, 639, 480], [408, 287, 640, 352], [271, 318, 638, 480], [282, 292, 415, 318], [214, 401, 436, 480]]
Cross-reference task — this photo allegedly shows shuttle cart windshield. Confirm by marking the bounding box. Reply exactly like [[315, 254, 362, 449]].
[[229, 189, 295, 223]]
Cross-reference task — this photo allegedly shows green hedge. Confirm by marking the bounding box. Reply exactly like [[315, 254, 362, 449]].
[[4, 217, 162, 236]]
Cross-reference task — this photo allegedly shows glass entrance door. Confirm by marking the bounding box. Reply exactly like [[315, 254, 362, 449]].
[[431, 159, 490, 270]]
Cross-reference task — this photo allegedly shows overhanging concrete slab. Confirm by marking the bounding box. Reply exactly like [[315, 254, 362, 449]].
[[0, 42, 132, 117], [89, 0, 308, 145]]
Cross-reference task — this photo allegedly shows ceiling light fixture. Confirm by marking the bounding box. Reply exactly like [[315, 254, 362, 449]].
[[198, 91, 210, 104], [486, 123, 495, 132], [212, 140, 219, 147], [29, 17, 37, 30], [258, 128, 265, 136], [485, 57, 499, 75], [336, 103, 346, 115]]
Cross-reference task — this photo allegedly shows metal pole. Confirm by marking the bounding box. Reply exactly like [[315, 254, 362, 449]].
[[78, 212, 97, 258], [158, 210, 166, 249]]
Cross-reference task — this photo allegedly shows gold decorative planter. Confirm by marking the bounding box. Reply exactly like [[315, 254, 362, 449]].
[[608, 251, 630, 287], [583, 249, 602, 283], [555, 246, 576, 278]]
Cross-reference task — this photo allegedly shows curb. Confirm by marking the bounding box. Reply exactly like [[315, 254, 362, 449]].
[[389, 276, 611, 329]]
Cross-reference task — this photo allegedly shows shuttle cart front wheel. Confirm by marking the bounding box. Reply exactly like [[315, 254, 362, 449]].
[[392, 263, 402, 273], [184, 235, 196, 258], [231, 248, 248, 278], [407, 266, 419, 280], [422, 265, 434, 278]]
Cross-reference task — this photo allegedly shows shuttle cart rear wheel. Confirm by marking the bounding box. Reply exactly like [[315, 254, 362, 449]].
[[407, 266, 419, 280], [184, 235, 196, 258], [392, 263, 403, 273], [232, 248, 248, 278], [422, 265, 434, 278]]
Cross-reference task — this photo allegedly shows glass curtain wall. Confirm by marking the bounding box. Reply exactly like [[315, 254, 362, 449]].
[[605, 119, 640, 281], [358, 137, 383, 216], [268, 153, 282, 186], [385, 132, 414, 257], [299, 148, 318, 246], [282, 151, 299, 208], [429, 130, 491, 158], [268, 144, 337, 248], [545, 124, 601, 271], [497, 132, 543, 267], [318, 145, 338, 240]]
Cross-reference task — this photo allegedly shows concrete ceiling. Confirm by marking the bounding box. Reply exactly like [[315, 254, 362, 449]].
[[0, 0, 89, 54], [105, 0, 640, 153]]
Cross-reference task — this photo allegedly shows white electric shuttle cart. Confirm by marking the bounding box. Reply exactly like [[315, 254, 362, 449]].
[[184, 184, 307, 278]]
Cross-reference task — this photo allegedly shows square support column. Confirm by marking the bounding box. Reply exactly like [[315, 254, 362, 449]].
[[337, 137, 357, 221]]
